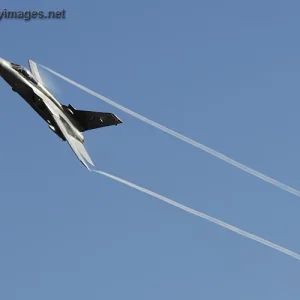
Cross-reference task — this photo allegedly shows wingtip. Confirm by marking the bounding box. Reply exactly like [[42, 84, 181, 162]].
[[80, 160, 90, 170], [113, 114, 123, 125]]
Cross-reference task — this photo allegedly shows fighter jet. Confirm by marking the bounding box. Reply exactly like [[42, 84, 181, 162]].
[[0, 58, 122, 170]]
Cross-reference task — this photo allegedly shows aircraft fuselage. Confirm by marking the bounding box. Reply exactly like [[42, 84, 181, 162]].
[[0, 57, 84, 143]]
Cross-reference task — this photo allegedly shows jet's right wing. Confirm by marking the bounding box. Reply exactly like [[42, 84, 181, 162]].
[[63, 105, 122, 132], [28, 60, 45, 86]]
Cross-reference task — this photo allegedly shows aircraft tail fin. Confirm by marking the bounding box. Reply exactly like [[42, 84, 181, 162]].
[[63, 105, 122, 132]]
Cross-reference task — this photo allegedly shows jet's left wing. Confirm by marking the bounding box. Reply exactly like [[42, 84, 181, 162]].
[[28, 60, 45, 86], [51, 113, 94, 170], [34, 88, 94, 170]]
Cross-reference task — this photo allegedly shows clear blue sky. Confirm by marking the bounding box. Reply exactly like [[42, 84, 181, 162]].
[[1, 0, 300, 299]]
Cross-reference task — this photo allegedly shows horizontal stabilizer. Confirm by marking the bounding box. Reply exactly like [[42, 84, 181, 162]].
[[63, 105, 122, 132]]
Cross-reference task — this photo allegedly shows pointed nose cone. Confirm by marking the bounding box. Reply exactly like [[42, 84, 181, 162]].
[[0, 58, 4, 77], [0, 58, 9, 77]]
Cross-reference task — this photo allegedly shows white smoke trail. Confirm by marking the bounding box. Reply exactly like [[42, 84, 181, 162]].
[[93, 169, 300, 261], [39, 65, 300, 198]]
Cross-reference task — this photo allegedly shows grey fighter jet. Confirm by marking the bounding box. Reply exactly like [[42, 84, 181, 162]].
[[0, 58, 122, 170]]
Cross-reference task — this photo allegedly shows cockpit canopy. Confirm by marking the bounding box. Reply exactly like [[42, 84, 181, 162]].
[[11, 63, 38, 85]]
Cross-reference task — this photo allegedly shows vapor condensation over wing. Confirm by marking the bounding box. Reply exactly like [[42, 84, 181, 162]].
[[39, 65, 300, 199], [38, 67, 62, 97], [93, 169, 300, 261]]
